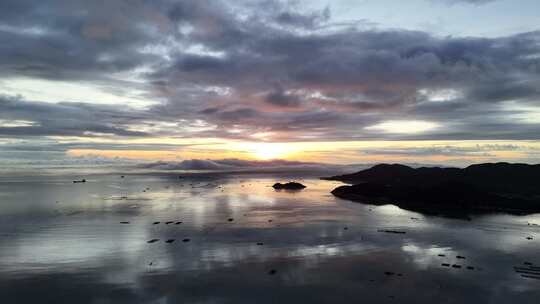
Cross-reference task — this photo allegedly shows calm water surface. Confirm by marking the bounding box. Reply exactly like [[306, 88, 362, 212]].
[[0, 173, 539, 303]]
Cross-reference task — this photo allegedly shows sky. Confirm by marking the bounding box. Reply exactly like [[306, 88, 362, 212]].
[[1, 0, 540, 168]]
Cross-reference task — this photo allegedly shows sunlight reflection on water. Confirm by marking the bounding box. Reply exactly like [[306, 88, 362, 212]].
[[0, 174, 539, 303]]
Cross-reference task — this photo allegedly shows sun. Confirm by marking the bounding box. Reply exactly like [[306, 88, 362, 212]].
[[250, 143, 292, 160]]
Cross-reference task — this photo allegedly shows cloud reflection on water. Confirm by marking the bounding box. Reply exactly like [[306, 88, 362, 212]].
[[0, 174, 539, 303]]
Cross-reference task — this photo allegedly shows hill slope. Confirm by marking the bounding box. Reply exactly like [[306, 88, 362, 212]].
[[327, 163, 540, 216]]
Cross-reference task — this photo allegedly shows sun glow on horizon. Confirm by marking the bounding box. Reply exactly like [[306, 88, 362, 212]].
[[249, 143, 295, 160], [64, 139, 540, 167]]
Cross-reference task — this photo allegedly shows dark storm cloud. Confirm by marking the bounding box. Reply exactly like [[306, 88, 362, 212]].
[[0, 0, 539, 145], [0, 0, 166, 81], [0, 95, 148, 137], [265, 87, 302, 107], [151, 5, 540, 140], [273, 6, 331, 29]]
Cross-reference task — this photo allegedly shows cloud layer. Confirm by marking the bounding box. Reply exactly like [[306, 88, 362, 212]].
[[0, 0, 539, 165]]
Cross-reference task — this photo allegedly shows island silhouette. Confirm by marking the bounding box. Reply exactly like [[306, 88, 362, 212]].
[[325, 163, 540, 216], [272, 182, 307, 190]]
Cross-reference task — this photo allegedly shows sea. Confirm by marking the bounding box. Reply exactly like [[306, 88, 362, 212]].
[[0, 170, 539, 303]]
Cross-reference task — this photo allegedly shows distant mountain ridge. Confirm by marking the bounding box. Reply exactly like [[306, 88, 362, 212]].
[[326, 163, 540, 216], [325, 162, 540, 196]]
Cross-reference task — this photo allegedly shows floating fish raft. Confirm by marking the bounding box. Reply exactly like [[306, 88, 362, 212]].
[[514, 264, 540, 280]]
